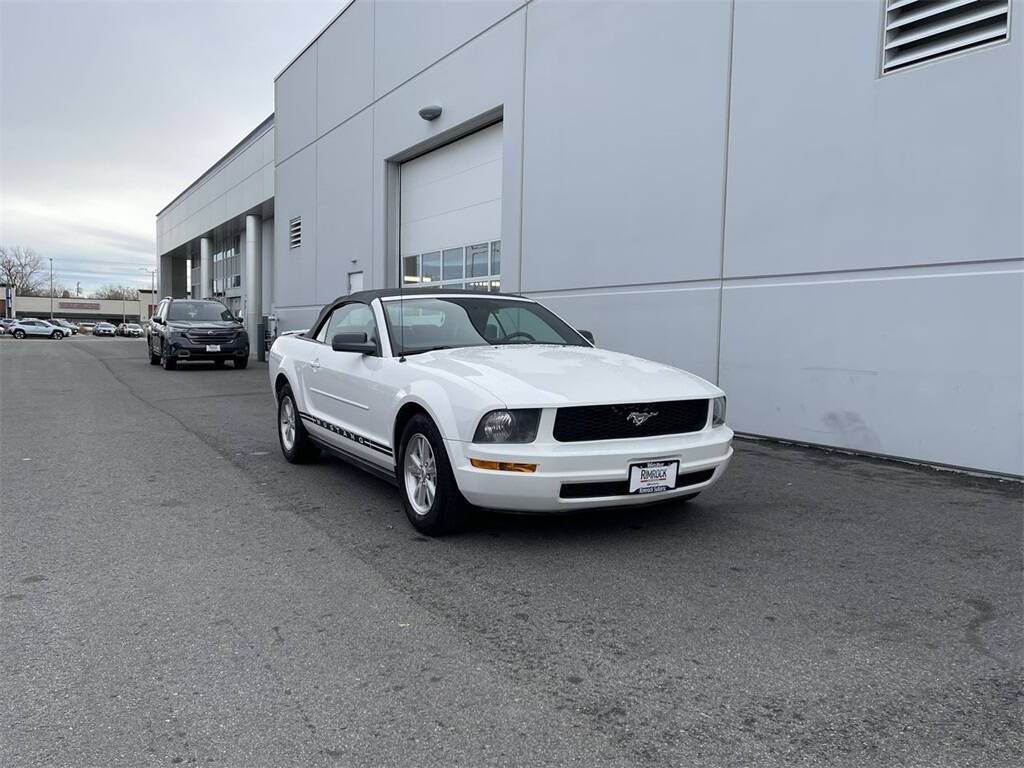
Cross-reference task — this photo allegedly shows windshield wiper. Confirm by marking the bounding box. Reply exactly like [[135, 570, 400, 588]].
[[402, 345, 456, 356]]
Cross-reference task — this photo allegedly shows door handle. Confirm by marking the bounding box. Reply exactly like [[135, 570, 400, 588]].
[[310, 358, 321, 370]]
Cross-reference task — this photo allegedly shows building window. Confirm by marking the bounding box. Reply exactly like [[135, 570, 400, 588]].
[[401, 240, 501, 292], [881, 0, 1011, 74], [289, 217, 302, 249]]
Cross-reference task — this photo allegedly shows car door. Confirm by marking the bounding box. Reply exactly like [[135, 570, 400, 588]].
[[149, 301, 166, 353], [301, 302, 393, 466], [27, 321, 48, 337]]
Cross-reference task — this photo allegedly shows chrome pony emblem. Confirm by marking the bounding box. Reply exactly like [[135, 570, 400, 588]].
[[627, 411, 658, 426]]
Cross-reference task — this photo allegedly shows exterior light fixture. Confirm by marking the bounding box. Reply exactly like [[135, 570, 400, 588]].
[[418, 105, 442, 121]]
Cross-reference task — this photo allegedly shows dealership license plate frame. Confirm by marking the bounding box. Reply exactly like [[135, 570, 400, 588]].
[[206, 344, 221, 352], [628, 460, 679, 495]]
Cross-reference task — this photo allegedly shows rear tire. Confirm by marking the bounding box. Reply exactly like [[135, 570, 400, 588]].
[[397, 414, 467, 536], [277, 385, 319, 463], [234, 357, 249, 369]]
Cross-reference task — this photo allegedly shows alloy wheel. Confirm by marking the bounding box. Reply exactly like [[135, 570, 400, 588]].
[[403, 433, 437, 516], [279, 396, 297, 452]]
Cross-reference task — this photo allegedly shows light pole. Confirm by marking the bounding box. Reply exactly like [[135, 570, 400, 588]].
[[49, 257, 53, 319], [139, 267, 156, 321]]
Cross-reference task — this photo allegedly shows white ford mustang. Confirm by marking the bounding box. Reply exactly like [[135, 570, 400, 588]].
[[268, 289, 733, 534]]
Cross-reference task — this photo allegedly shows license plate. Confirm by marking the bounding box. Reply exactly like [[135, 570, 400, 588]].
[[206, 344, 221, 352], [628, 460, 679, 494]]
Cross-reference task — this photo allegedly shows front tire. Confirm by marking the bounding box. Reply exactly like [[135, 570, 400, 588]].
[[277, 385, 319, 463], [52, 331, 63, 339], [234, 356, 249, 369], [398, 414, 467, 536], [13, 330, 24, 339], [160, 344, 176, 370]]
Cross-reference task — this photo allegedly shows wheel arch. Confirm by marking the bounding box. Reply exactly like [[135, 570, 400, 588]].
[[393, 401, 431, 458], [274, 372, 292, 400]]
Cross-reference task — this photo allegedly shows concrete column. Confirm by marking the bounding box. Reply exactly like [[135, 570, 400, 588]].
[[158, 253, 174, 299], [159, 254, 188, 298], [199, 237, 212, 299], [245, 215, 262, 356]]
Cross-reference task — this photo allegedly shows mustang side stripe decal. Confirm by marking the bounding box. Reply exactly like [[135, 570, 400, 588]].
[[297, 410, 393, 456]]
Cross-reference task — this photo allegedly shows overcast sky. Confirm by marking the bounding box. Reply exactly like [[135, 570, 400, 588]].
[[0, 0, 340, 295]]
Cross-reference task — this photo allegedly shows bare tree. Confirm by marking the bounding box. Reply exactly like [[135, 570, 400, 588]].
[[93, 284, 140, 301], [0, 245, 46, 295]]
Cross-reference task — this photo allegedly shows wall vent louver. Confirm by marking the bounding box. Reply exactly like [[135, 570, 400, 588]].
[[289, 216, 302, 249], [882, 0, 1010, 73]]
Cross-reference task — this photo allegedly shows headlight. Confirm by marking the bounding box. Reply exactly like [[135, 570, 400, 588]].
[[473, 409, 541, 443], [712, 396, 726, 427]]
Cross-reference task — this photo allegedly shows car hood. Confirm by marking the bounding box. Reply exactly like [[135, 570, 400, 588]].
[[405, 345, 721, 407], [167, 321, 244, 331]]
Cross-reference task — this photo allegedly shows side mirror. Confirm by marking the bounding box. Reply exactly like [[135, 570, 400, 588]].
[[236, 316, 244, 324], [332, 331, 376, 355], [578, 329, 595, 345], [151, 317, 163, 325]]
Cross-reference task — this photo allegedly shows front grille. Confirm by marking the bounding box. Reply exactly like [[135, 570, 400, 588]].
[[185, 329, 236, 344], [553, 399, 709, 442], [559, 468, 715, 500]]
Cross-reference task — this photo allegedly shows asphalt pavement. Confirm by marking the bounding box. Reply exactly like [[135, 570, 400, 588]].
[[1, 334, 1021, 767]]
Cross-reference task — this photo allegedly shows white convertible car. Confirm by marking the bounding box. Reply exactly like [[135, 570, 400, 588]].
[[269, 289, 733, 534]]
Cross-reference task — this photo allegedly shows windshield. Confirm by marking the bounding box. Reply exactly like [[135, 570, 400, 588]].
[[383, 296, 587, 356], [167, 301, 233, 322]]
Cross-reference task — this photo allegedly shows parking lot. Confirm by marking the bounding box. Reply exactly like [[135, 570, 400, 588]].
[[1, 335, 1020, 767]]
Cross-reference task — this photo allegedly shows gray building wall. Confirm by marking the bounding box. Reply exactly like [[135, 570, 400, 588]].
[[269, 0, 1021, 475], [156, 115, 276, 338]]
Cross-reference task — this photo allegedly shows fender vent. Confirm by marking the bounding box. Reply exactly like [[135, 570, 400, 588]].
[[882, 0, 1010, 74]]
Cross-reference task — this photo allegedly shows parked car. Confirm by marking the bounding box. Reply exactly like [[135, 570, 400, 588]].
[[93, 322, 117, 337], [0, 318, 16, 334], [120, 322, 143, 338], [268, 289, 733, 535], [48, 318, 79, 335], [147, 297, 249, 369], [7, 319, 68, 339], [77, 322, 96, 334]]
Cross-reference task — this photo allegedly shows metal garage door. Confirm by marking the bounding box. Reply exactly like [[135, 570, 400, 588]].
[[400, 122, 502, 291]]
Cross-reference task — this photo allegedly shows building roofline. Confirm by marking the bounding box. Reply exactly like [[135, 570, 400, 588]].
[[156, 113, 275, 218], [274, 0, 356, 83]]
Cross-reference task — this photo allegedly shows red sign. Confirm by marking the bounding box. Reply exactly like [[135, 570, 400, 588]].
[[58, 301, 101, 310]]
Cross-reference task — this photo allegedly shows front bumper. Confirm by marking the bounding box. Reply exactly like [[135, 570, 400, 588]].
[[167, 336, 249, 360], [447, 426, 733, 512]]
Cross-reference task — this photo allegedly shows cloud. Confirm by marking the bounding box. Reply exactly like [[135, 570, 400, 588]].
[[0, 0, 339, 293]]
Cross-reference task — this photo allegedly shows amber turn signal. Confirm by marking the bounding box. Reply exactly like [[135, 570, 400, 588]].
[[469, 459, 537, 473]]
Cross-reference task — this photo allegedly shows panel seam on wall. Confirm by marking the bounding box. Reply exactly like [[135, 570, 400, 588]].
[[370, 0, 376, 289], [715, 0, 737, 388], [517, 0, 529, 294]]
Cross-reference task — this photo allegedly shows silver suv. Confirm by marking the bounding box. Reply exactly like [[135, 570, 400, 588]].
[[7, 319, 68, 339]]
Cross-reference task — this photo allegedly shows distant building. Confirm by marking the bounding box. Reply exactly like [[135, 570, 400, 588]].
[[155, 0, 1022, 476], [11, 290, 158, 324]]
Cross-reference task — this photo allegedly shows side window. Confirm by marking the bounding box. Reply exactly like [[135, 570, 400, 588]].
[[315, 303, 379, 351]]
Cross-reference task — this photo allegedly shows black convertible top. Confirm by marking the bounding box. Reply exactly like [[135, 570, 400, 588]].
[[306, 287, 530, 338]]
